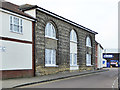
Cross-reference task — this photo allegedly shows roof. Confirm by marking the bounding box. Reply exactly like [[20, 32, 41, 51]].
[[95, 41, 104, 49], [19, 4, 98, 34], [0, 1, 36, 21]]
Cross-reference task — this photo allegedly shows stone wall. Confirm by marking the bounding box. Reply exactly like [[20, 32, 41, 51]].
[[35, 9, 96, 75]]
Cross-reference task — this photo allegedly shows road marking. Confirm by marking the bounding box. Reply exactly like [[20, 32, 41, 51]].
[[112, 77, 118, 89], [19, 72, 101, 88]]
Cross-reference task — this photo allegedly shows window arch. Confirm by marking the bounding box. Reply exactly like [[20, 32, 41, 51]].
[[45, 22, 56, 38], [86, 36, 91, 47], [70, 30, 77, 42], [86, 36, 92, 66]]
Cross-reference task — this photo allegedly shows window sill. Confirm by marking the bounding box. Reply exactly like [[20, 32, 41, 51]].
[[86, 46, 92, 48], [86, 65, 93, 67], [70, 65, 79, 67], [10, 30, 23, 35], [45, 64, 58, 67], [45, 36, 58, 40]]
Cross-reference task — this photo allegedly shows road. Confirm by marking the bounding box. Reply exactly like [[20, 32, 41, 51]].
[[21, 68, 118, 88]]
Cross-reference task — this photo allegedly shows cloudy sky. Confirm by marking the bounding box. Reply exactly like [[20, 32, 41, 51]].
[[6, 0, 119, 49]]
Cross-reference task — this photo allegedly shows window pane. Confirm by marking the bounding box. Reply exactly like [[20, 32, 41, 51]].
[[10, 24, 13, 31], [70, 32, 72, 41], [45, 49, 56, 65], [86, 54, 88, 65], [10, 16, 12, 25], [52, 50, 56, 64], [20, 26, 22, 33], [86, 37, 91, 47], [70, 30, 77, 42], [53, 27, 56, 38], [45, 49, 51, 64], [20, 19, 22, 26], [45, 49, 48, 64], [70, 53, 72, 65], [74, 32, 77, 42], [74, 54, 77, 65], [86, 54, 91, 65], [49, 50, 51, 64], [45, 23, 56, 38], [10, 16, 22, 33], [14, 25, 17, 32]]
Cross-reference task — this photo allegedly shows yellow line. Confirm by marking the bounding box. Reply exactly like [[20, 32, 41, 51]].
[[19, 72, 101, 88]]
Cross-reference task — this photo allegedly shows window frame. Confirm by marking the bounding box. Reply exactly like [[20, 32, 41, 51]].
[[45, 49, 57, 67], [86, 36, 91, 47], [86, 36, 92, 66], [70, 30, 77, 43], [9, 15, 23, 34], [45, 22, 57, 40], [70, 53, 77, 66], [86, 54, 92, 66]]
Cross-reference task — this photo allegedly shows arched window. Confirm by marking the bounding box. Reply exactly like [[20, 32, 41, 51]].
[[86, 36, 91, 47], [45, 22, 56, 39], [45, 22, 57, 66], [70, 30, 77, 67], [86, 36, 92, 66], [70, 30, 77, 42]]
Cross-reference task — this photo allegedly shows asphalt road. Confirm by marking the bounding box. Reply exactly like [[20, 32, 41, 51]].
[[21, 68, 118, 88]]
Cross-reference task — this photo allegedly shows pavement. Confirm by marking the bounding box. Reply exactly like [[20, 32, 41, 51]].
[[1, 68, 109, 89]]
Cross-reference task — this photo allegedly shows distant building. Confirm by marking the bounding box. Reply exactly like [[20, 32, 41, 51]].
[[95, 41, 106, 69], [103, 49, 119, 68], [0, 1, 36, 79]]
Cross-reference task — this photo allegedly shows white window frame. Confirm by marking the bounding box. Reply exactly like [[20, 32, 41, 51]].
[[86, 54, 92, 66], [70, 53, 77, 66], [86, 36, 91, 47], [9, 15, 23, 34], [70, 30, 77, 43], [86, 36, 92, 66], [45, 49, 57, 67], [45, 22, 57, 40]]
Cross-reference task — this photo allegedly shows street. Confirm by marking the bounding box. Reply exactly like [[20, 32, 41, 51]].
[[21, 68, 118, 88]]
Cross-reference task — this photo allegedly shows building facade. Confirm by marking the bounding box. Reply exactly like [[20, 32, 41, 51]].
[[95, 41, 104, 69], [0, 1, 36, 79], [20, 5, 97, 76]]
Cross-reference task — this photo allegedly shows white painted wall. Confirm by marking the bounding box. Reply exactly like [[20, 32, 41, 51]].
[[97, 44, 103, 69], [0, 40, 2, 72], [0, 11, 2, 72], [0, 40, 32, 70], [25, 9, 36, 18], [0, 11, 2, 36], [0, 11, 32, 42]]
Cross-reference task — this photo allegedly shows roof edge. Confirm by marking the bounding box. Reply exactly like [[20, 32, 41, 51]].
[[21, 5, 98, 34]]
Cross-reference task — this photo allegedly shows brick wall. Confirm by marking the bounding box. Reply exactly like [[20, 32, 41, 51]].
[[35, 9, 96, 75], [0, 70, 34, 80]]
